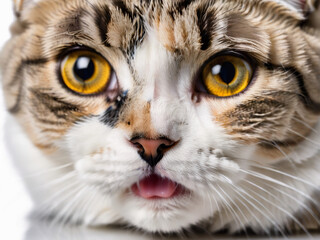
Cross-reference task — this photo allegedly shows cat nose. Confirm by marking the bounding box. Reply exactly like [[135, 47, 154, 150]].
[[130, 138, 176, 167]]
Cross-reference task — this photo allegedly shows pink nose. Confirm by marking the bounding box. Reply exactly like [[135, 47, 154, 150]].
[[130, 138, 176, 167]]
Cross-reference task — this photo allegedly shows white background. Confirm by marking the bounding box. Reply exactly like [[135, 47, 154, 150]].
[[0, 0, 31, 240], [0, 1, 33, 240], [0, 1, 319, 240]]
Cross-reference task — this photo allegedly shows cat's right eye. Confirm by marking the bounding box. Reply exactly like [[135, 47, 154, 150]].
[[199, 54, 254, 97], [60, 50, 112, 95]]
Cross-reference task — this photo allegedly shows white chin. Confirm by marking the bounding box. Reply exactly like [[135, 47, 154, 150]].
[[111, 193, 215, 233]]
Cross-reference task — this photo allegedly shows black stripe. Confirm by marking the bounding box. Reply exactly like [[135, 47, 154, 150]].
[[259, 139, 301, 149], [112, 0, 134, 20], [22, 58, 48, 66], [265, 63, 320, 114], [112, 0, 145, 58], [31, 115, 67, 125], [100, 91, 128, 127], [196, 4, 215, 51], [8, 58, 48, 113], [168, 0, 193, 18], [30, 89, 80, 121], [128, 11, 145, 58], [93, 4, 111, 47], [175, 0, 193, 14]]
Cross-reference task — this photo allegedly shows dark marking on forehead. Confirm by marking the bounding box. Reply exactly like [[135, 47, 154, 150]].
[[112, 0, 146, 58], [93, 4, 111, 47], [93, 0, 145, 58], [196, 4, 216, 51], [168, 0, 193, 17], [265, 63, 320, 114], [175, 0, 193, 13], [112, 0, 135, 20], [59, 9, 84, 33], [100, 91, 128, 127], [226, 14, 262, 40], [128, 15, 145, 58]]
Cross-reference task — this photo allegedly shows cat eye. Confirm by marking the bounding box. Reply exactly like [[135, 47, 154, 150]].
[[201, 55, 253, 97], [60, 50, 112, 95]]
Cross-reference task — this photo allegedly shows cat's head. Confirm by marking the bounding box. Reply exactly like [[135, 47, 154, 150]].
[[1, 0, 320, 233]]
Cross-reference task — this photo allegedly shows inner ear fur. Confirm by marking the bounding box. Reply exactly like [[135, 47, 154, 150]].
[[13, 0, 24, 14], [13, 0, 34, 17]]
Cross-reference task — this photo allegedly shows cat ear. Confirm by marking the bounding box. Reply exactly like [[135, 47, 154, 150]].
[[278, 0, 319, 15], [13, 0, 24, 13], [298, 0, 318, 13], [13, 0, 34, 17]]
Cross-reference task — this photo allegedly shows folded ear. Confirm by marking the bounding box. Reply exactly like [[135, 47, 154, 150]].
[[278, 0, 318, 15], [13, 0, 34, 17], [300, 0, 319, 13]]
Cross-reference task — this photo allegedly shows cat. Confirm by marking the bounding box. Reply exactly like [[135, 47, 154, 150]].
[[1, 0, 320, 235]]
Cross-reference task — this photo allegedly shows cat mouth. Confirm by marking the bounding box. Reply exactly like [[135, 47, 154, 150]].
[[131, 174, 187, 199]]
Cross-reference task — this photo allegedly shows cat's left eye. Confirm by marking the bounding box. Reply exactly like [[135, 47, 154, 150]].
[[60, 50, 112, 95]]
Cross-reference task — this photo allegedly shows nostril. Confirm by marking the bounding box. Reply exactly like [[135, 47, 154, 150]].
[[157, 143, 172, 153], [132, 142, 144, 153], [130, 137, 178, 167]]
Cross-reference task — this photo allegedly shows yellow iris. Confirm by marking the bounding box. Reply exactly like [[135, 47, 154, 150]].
[[202, 55, 253, 97], [61, 50, 111, 95]]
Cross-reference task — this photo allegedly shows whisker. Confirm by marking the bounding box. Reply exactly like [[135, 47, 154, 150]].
[[233, 182, 288, 237], [217, 184, 249, 235], [24, 162, 74, 179], [229, 183, 286, 238], [261, 180, 320, 227], [243, 179, 312, 237], [56, 184, 90, 226], [257, 140, 297, 166], [250, 163, 319, 190], [49, 184, 87, 227], [287, 128, 320, 148], [292, 117, 319, 134], [214, 183, 244, 233], [238, 168, 318, 206], [37, 180, 81, 213], [33, 171, 77, 191]]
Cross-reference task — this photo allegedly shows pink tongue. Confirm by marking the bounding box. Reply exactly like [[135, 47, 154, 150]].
[[132, 174, 177, 199]]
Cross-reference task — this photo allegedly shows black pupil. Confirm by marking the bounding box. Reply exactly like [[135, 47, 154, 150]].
[[73, 56, 95, 81], [219, 61, 236, 85]]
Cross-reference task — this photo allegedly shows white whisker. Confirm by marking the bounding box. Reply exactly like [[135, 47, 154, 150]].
[[214, 183, 244, 232], [261, 180, 320, 227], [217, 184, 249, 235], [239, 168, 317, 206], [243, 179, 312, 237], [287, 128, 320, 148], [24, 162, 74, 179], [250, 164, 319, 190], [229, 183, 286, 238], [292, 117, 319, 134]]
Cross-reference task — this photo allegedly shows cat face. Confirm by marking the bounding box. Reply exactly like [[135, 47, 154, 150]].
[[1, 0, 320, 234]]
